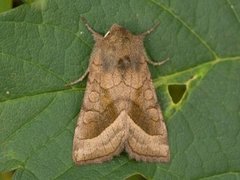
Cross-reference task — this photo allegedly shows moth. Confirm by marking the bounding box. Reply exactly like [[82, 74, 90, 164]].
[[69, 17, 170, 165]]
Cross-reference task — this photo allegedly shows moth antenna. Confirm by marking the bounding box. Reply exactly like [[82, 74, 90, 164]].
[[140, 21, 160, 37], [80, 17, 103, 40]]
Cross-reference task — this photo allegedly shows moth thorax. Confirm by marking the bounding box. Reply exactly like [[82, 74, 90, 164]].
[[117, 56, 131, 71]]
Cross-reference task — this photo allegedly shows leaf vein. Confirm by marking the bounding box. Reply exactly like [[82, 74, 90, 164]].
[[149, 0, 218, 58], [226, 0, 240, 24]]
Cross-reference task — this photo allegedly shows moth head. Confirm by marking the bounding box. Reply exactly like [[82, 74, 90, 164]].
[[104, 24, 131, 40]]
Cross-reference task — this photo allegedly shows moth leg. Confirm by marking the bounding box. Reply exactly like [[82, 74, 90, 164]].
[[146, 57, 169, 66], [140, 22, 160, 37], [65, 68, 89, 86], [81, 17, 103, 40]]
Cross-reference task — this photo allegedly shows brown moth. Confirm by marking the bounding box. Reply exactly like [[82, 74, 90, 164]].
[[69, 17, 170, 165]]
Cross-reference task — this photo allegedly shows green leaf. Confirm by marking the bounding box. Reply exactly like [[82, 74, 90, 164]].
[[0, 0, 240, 179]]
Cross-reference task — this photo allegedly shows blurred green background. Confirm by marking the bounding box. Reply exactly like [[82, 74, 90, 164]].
[[0, 0, 12, 13], [0, 0, 35, 13]]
